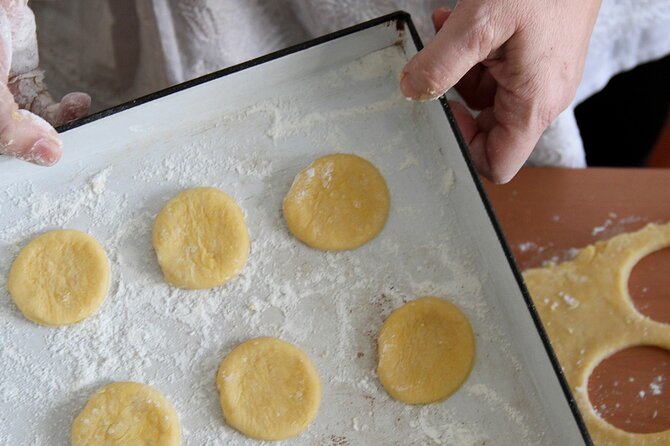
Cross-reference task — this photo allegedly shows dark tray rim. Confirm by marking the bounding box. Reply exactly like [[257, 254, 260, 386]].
[[58, 11, 593, 444]]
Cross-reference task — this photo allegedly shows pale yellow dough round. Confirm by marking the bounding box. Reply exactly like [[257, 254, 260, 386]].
[[7, 229, 110, 326], [377, 296, 475, 404], [71, 381, 181, 446], [283, 153, 390, 251], [216, 337, 321, 441], [152, 187, 250, 289]]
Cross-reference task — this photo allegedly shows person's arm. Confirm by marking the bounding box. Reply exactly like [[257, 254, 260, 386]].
[[0, 0, 89, 166], [401, 0, 602, 183]]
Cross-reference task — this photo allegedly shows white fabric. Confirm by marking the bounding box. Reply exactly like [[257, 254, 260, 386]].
[[529, 0, 670, 167], [32, 0, 670, 167], [6, 0, 39, 76]]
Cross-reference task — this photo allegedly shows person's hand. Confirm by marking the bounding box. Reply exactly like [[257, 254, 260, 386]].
[[400, 1, 602, 183], [1, 0, 90, 166]]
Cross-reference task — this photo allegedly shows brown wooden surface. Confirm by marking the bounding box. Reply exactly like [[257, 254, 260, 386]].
[[485, 167, 670, 434]]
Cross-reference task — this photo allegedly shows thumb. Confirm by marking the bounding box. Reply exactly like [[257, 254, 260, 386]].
[[0, 82, 63, 166], [401, 3, 513, 100]]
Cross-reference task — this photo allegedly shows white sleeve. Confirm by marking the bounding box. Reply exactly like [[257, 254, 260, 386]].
[[529, 0, 670, 167]]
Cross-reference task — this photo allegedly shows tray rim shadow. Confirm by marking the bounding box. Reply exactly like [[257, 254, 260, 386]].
[[55, 11, 593, 445]]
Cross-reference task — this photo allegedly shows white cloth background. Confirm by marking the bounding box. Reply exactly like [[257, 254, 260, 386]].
[[32, 0, 670, 167]]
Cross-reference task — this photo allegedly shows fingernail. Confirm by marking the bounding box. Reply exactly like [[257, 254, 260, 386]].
[[22, 138, 63, 166], [400, 69, 440, 101], [400, 69, 419, 99]]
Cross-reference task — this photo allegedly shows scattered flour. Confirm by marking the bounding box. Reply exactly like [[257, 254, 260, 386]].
[[518, 241, 537, 253], [0, 45, 554, 445], [398, 153, 419, 171], [559, 291, 580, 309], [90, 166, 112, 195], [592, 219, 613, 236], [591, 215, 644, 237], [649, 375, 664, 396], [440, 169, 455, 196]]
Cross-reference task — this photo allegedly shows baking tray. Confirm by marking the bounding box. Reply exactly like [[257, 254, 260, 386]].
[[0, 12, 591, 445]]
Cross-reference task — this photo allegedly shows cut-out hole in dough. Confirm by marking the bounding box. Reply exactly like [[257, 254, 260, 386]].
[[588, 346, 670, 434], [628, 247, 670, 324]]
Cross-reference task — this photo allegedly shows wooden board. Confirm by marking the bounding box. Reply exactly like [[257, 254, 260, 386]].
[[485, 167, 670, 435]]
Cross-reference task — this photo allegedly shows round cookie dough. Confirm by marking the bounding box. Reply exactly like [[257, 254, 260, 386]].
[[377, 296, 475, 404], [283, 153, 390, 251], [71, 381, 181, 446], [152, 187, 250, 289], [7, 229, 110, 326], [216, 337, 321, 441]]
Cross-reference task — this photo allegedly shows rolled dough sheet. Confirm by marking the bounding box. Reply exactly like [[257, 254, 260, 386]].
[[523, 222, 670, 446]]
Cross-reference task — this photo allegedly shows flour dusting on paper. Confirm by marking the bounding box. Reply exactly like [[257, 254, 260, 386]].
[[0, 46, 552, 445]]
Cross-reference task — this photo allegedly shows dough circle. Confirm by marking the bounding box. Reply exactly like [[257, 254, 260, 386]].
[[283, 153, 390, 251], [523, 222, 670, 446], [152, 187, 250, 289], [377, 296, 475, 404], [216, 337, 321, 441], [71, 381, 181, 446], [7, 229, 110, 326]]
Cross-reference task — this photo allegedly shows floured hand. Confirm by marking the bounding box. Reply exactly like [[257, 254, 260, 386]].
[[1, 0, 90, 166], [401, 1, 601, 183]]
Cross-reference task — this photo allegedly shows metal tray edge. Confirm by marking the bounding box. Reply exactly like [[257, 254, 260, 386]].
[[56, 10, 594, 444], [402, 16, 594, 446]]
